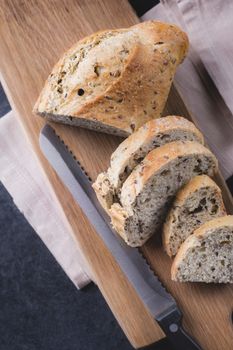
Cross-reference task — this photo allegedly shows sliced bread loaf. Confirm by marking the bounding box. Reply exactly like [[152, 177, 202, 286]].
[[34, 21, 188, 136], [171, 216, 233, 283], [163, 175, 226, 257], [93, 116, 204, 212], [109, 141, 218, 247]]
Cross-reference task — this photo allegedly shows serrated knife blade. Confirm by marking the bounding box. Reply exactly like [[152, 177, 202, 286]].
[[39, 124, 202, 350]]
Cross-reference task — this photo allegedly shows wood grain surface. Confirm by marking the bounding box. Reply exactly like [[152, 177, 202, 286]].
[[0, 1, 233, 349]]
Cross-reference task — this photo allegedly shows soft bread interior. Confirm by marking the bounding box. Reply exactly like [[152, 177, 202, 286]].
[[93, 116, 204, 213], [163, 175, 226, 256], [171, 216, 233, 283], [110, 141, 217, 246]]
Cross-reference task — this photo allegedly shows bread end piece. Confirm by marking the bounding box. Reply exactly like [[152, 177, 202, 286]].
[[33, 21, 189, 135]]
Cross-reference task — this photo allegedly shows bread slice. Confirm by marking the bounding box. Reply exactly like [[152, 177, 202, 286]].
[[109, 141, 218, 247], [93, 116, 204, 212], [171, 216, 233, 283], [34, 21, 188, 136], [163, 175, 226, 257]]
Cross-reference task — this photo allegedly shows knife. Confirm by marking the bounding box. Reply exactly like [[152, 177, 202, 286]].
[[39, 124, 202, 350]]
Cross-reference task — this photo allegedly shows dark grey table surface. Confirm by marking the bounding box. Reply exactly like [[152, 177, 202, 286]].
[[1, 1, 233, 350]]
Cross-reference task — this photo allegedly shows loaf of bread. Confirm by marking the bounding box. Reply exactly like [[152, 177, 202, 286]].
[[109, 141, 218, 247], [171, 216, 233, 283], [33, 21, 188, 136], [163, 175, 226, 257], [93, 116, 204, 212]]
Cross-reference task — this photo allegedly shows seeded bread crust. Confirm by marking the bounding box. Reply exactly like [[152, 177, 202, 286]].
[[93, 173, 114, 212], [93, 116, 204, 212], [163, 175, 226, 257], [110, 141, 218, 246], [34, 21, 189, 136], [120, 141, 217, 210], [171, 216, 233, 283]]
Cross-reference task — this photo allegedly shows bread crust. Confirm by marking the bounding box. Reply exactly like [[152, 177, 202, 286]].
[[108, 116, 204, 188], [34, 21, 189, 135], [93, 116, 204, 213], [109, 203, 130, 242], [163, 175, 226, 256], [120, 141, 218, 209], [109, 141, 218, 246], [92, 172, 114, 213], [171, 215, 233, 281]]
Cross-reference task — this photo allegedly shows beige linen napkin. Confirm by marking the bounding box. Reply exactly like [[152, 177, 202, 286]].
[[0, 111, 91, 289], [166, 0, 233, 115], [142, 1, 233, 180]]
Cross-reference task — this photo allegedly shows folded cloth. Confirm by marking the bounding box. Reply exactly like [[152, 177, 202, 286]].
[[166, 0, 233, 115], [0, 111, 91, 289], [142, 1, 233, 181]]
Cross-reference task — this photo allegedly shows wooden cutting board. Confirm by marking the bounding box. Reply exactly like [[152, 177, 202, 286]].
[[0, 1, 233, 348]]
